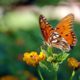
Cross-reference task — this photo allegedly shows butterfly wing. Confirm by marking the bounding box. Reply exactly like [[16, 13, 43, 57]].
[[56, 14, 77, 47], [39, 15, 54, 42], [39, 15, 70, 52]]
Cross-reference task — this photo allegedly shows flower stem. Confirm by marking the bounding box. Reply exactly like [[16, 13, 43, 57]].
[[70, 70, 75, 80], [37, 67, 44, 80], [53, 70, 57, 80], [47, 47, 53, 56]]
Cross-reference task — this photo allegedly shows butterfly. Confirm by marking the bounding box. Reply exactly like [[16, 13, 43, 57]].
[[39, 14, 77, 52]]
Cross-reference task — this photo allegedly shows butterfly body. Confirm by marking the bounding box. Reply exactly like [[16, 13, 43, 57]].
[[48, 31, 70, 52], [39, 14, 77, 52]]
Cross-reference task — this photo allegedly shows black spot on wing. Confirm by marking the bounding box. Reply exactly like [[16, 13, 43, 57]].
[[65, 34, 68, 36]]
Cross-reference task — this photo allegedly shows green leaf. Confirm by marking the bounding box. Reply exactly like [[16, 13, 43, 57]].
[[39, 62, 50, 71], [52, 62, 59, 71], [56, 52, 69, 63]]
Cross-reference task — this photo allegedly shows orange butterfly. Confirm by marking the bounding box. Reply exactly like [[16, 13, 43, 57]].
[[39, 14, 77, 52]]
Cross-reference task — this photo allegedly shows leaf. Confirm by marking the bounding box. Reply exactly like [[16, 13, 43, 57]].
[[56, 52, 69, 63], [39, 62, 50, 71], [52, 62, 59, 71]]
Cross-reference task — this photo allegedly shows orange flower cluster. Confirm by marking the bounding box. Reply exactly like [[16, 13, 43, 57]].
[[23, 71, 38, 80], [23, 51, 46, 67], [67, 57, 80, 70], [0, 76, 18, 80]]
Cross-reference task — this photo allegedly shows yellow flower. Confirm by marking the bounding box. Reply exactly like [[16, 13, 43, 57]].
[[23, 52, 39, 66], [39, 52, 46, 61], [67, 57, 79, 69], [23, 51, 46, 67]]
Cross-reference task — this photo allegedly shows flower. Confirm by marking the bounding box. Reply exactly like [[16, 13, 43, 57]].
[[23, 52, 39, 66], [27, 76, 38, 80], [39, 52, 46, 61], [67, 57, 79, 69], [23, 51, 46, 67], [0, 75, 18, 80], [23, 70, 38, 80]]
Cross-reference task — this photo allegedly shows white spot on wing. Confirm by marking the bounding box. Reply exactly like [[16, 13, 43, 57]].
[[62, 38, 67, 42], [52, 39, 57, 43], [53, 36, 57, 39], [49, 37, 52, 41], [56, 34, 59, 37]]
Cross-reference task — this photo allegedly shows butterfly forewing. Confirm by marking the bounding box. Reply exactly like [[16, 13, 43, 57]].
[[39, 15, 54, 42], [56, 14, 77, 47]]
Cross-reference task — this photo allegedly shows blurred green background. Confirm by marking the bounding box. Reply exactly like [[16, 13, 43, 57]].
[[0, 0, 80, 80]]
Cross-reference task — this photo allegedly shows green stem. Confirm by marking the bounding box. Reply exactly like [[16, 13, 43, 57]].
[[53, 70, 57, 80], [47, 47, 53, 55], [70, 70, 75, 80], [37, 67, 44, 80]]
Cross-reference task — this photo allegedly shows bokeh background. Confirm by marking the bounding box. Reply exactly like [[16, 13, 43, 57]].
[[0, 0, 80, 80]]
